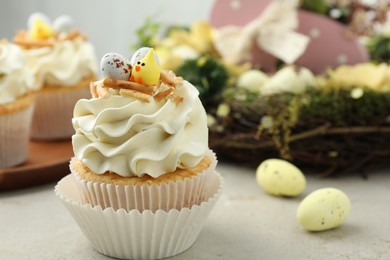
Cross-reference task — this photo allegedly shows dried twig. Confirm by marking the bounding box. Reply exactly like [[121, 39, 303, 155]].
[[102, 77, 154, 95]]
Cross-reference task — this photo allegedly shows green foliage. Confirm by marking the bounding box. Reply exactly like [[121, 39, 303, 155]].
[[275, 59, 285, 71], [300, 87, 390, 126], [367, 35, 390, 63], [300, 0, 351, 24], [176, 56, 228, 106], [131, 17, 161, 50], [222, 84, 390, 128], [222, 84, 390, 132], [223, 87, 260, 104], [301, 0, 329, 15]]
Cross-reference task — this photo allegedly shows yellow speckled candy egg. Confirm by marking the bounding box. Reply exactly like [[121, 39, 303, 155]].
[[256, 159, 306, 197], [297, 188, 351, 231]]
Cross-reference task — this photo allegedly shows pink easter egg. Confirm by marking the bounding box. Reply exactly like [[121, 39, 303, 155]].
[[210, 0, 273, 27], [295, 10, 369, 73], [210, 0, 369, 74]]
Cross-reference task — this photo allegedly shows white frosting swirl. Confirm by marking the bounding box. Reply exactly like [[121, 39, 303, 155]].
[[0, 42, 34, 104], [72, 80, 209, 178], [24, 38, 97, 90]]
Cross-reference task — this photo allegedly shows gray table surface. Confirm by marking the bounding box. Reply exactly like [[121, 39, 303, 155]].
[[1, 162, 390, 260]]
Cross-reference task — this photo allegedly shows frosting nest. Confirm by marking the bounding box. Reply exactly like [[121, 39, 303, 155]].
[[72, 80, 209, 178]]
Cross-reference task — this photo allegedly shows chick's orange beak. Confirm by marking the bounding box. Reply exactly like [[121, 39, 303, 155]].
[[135, 65, 141, 72]]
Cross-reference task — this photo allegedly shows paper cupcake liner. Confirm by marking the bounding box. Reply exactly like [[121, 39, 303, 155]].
[[71, 151, 218, 213], [31, 87, 90, 140], [55, 171, 222, 259], [0, 104, 34, 168]]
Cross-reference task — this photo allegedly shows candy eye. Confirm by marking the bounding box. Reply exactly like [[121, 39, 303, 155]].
[[141, 63, 145, 66], [137, 61, 140, 65]]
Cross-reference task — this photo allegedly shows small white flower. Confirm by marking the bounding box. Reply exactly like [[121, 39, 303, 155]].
[[329, 8, 342, 19], [207, 114, 216, 127], [261, 115, 274, 129], [350, 87, 364, 99], [216, 125, 225, 133], [216, 103, 230, 117]]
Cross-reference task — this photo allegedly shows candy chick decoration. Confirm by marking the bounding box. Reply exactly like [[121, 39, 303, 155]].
[[30, 16, 54, 40], [130, 47, 159, 67], [92, 48, 181, 103], [14, 13, 81, 48], [130, 48, 160, 85], [27, 13, 76, 40]]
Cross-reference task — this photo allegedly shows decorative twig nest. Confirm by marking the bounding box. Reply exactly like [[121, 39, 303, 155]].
[[208, 86, 390, 176]]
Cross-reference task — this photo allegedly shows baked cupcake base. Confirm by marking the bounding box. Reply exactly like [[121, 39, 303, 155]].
[[70, 151, 218, 212], [0, 94, 35, 168], [30, 75, 95, 140], [55, 170, 222, 259]]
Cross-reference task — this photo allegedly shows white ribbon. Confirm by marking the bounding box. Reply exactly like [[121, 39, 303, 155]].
[[214, 0, 310, 65]]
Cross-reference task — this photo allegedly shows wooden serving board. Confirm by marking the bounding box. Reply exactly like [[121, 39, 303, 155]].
[[0, 140, 73, 191]]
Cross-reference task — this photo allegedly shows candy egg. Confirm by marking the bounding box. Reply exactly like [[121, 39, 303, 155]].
[[256, 158, 306, 197], [237, 69, 269, 93], [297, 188, 351, 231], [52, 15, 74, 33], [100, 53, 132, 80], [261, 66, 316, 96]]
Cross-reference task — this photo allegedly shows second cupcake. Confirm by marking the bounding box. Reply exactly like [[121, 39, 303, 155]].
[[0, 40, 35, 167], [14, 13, 98, 140]]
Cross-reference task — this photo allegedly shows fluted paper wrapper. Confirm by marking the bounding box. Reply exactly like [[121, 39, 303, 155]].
[[55, 171, 222, 259], [0, 104, 34, 168], [71, 152, 218, 213], [31, 87, 89, 140]]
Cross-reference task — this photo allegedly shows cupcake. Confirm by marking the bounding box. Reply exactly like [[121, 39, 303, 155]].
[[14, 13, 97, 140], [0, 40, 35, 168], [55, 48, 222, 259]]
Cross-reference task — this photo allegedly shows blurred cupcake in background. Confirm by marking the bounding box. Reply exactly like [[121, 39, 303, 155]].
[[0, 40, 35, 168], [14, 13, 98, 140]]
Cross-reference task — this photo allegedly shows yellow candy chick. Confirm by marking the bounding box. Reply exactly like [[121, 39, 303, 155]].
[[130, 48, 160, 86], [30, 18, 54, 40]]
